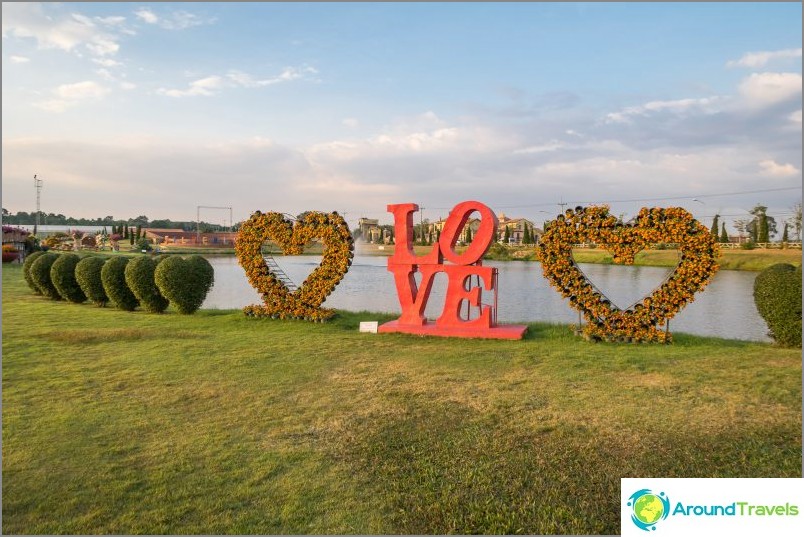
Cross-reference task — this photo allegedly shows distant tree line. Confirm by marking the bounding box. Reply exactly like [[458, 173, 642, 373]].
[[723, 202, 802, 244], [2, 209, 231, 233]]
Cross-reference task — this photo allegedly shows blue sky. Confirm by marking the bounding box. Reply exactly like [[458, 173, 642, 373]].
[[2, 2, 801, 232]]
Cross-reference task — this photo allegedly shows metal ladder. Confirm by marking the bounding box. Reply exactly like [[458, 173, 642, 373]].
[[263, 254, 298, 291]]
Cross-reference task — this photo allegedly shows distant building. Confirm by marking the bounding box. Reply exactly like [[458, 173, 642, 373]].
[[427, 217, 481, 243], [497, 213, 542, 244], [424, 213, 542, 245], [2, 225, 30, 254], [357, 217, 380, 242], [145, 228, 238, 247]]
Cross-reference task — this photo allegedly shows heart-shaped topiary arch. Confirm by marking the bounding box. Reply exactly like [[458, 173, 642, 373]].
[[536, 205, 720, 343], [235, 211, 354, 321]]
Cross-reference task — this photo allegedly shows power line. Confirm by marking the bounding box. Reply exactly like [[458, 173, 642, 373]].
[[229, 186, 802, 224], [493, 186, 801, 209], [704, 212, 797, 218], [367, 186, 801, 214]]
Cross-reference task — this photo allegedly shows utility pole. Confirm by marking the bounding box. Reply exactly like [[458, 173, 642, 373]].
[[197, 205, 233, 243], [33, 174, 43, 235], [419, 204, 425, 244], [557, 197, 567, 214]]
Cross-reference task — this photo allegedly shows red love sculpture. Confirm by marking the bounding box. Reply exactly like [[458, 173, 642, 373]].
[[379, 201, 527, 339]]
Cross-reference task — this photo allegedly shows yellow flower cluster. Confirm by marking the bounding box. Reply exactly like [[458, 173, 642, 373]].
[[235, 211, 354, 321], [536, 205, 720, 343]]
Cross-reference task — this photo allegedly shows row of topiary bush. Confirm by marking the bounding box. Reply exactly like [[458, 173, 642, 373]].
[[22, 251, 214, 314]]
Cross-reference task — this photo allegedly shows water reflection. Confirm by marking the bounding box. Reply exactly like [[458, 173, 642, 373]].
[[203, 256, 769, 342]]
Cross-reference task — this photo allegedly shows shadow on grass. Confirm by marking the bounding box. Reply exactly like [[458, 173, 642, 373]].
[[333, 395, 802, 535], [42, 328, 208, 344]]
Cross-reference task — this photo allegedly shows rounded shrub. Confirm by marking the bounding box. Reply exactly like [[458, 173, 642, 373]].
[[125, 256, 169, 313], [50, 253, 87, 303], [101, 256, 139, 311], [23, 250, 47, 294], [753, 263, 802, 348], [29, 252, 62, 300], [155, 255, 214, 314], [75, 257, 109, 307]]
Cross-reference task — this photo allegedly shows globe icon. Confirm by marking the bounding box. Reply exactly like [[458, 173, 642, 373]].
[[633, 493, 664, 525]]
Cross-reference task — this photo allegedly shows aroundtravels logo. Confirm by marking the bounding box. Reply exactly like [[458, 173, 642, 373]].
[[627, 489, 671, 531], [622, 479, 803, 536], [624, 484, 801, 533]]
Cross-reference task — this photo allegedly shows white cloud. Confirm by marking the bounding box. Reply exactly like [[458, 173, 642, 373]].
[[603, 72, 801, 126], [513, 140, 565, 154], [134, 8, 159, 25], [342, 118, 360, 128], [95, 16, 127, 27], [55, 80, 110, 100], [95, 68, 115, 81], [2, 112, 800, 222], [227, 66, 318, 88], [167, 11, 215, 30], [309, 124, 511, 161], [605, 97, 722, 123], [33, 81, 110, 113], [92, 15, 135, 36], [2, 3, 122, 58], [157, 66, 318, 98], [134, 7, 214, 30], [92, 57, 122, 68], [9, 55, 30, 64], [374, 128, 462, 152], [120, 82, 137, 91], [727, 48, 802, 68], [759, 159, 800, 177], [85, 37, 119, 56], [33, 100, 76, 113], [738, 72, 802, 109], [789, 110, 802, 125], [157, 76, 224, 97]]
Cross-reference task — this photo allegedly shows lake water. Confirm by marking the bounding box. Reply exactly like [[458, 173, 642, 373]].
[[202, 256, 770, 342]]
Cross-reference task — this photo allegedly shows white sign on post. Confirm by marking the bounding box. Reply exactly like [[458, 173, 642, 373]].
[[359, 321, 379, 333]]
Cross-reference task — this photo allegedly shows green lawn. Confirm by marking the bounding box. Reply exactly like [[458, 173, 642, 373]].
[[570, 247, 803, 271], [354, 243, 802, 271], [2, 262, 801, 534]]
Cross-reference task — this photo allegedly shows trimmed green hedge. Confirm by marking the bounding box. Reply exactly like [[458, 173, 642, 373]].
[[76, 257, 109, 307], [155, 255, 214, 314], [23, 251, 47, 294], [125, 256, 169, 313], [29, 252, 62, 300], [50, 253, 87, 303], [753, 263, 802, 347], [101, 257, 139, 311]]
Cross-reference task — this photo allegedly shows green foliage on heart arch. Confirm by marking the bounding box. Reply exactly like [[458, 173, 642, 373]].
[[235, 211, 354, 321], [537, 205, 720, 343]]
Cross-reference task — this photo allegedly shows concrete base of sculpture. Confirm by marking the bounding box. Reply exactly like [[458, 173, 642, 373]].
[[378, 320, 528, 340]]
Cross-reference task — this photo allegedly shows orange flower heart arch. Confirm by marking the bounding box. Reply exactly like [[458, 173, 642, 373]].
[[235, 211, 354, 321], [536, 206, 720, 343]]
